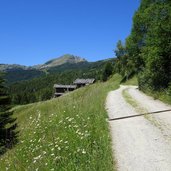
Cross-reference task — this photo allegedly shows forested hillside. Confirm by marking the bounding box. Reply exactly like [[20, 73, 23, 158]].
[[0, 55, 87, 84], [114, 0, 171, 94], [8, 58, 114, 105]]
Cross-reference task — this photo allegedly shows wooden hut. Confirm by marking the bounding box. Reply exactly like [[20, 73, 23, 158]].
[[54, 84, 77, 97], [73, 78, 95, 88], [54, 78, 95, 97]]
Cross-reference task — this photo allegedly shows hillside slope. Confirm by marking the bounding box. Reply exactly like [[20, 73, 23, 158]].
[[0, 74, 121, 171]]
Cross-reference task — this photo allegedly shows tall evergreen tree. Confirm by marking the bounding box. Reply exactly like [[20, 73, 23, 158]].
[[0, 73, 18, 155]]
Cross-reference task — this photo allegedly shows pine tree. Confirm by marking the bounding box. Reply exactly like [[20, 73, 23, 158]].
[[0, 73, 18, 155], [102, 62, 113, 81]]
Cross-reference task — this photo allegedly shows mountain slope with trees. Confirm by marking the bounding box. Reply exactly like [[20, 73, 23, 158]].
[[1, 54, 114, 84], [7, 57, 114, 105]]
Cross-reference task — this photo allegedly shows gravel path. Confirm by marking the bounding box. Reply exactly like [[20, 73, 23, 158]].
[[106, 85, 171, 171]]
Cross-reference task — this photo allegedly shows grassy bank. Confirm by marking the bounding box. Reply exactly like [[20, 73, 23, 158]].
[[0, 74, 121, 171], [123, 76, 171, 105], [122, 76, 138, 86], [142, 90, 171, 105]]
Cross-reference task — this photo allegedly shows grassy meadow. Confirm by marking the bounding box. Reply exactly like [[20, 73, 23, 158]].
[[122, 76, 138, 86], [0, 74, 121, 171]]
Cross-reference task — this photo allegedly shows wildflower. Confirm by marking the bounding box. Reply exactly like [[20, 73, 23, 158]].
[[82, 149, 86, 154], [68, 118, 73, 122], [59, 120, 63, 124], [38, 111, 41, 119], [43, 151, 47, 155], [34, 155, 41, 160]]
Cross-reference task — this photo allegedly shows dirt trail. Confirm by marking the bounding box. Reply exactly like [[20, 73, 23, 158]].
[[106, 85, 171, 171]]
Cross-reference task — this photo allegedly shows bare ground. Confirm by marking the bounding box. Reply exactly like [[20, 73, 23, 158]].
[[106, 85, 171, 171]]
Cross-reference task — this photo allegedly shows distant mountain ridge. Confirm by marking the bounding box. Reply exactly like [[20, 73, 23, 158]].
[[0, 64, 31, 71], [0, 54, 87, 71], [0, 54, 114, 84]]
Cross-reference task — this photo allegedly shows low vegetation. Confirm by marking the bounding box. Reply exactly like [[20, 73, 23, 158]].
[[122, 76, 138, 86], [141, 89, 171, 105], [0, 74, 121, 171], [123, 76, 171, 106]]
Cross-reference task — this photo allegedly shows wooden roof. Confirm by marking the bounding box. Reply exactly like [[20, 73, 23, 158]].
[[73, 78, 95, 84], [54, 84, 77, 89]]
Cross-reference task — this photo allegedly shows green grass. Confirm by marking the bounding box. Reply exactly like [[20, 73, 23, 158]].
[[122, 75, 171, 106], [143, 89, 171, 105], [0, 74, 121, 171], [122, 76, 138, 86]]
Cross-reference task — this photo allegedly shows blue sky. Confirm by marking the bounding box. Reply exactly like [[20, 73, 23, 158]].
[[0, 0, 140, 66]]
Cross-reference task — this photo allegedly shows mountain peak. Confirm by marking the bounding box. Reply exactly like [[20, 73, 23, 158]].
[[40, 54, 87, 69]]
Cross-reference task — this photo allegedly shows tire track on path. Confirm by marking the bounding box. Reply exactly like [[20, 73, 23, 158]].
[[106, 85, 171, 171]]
